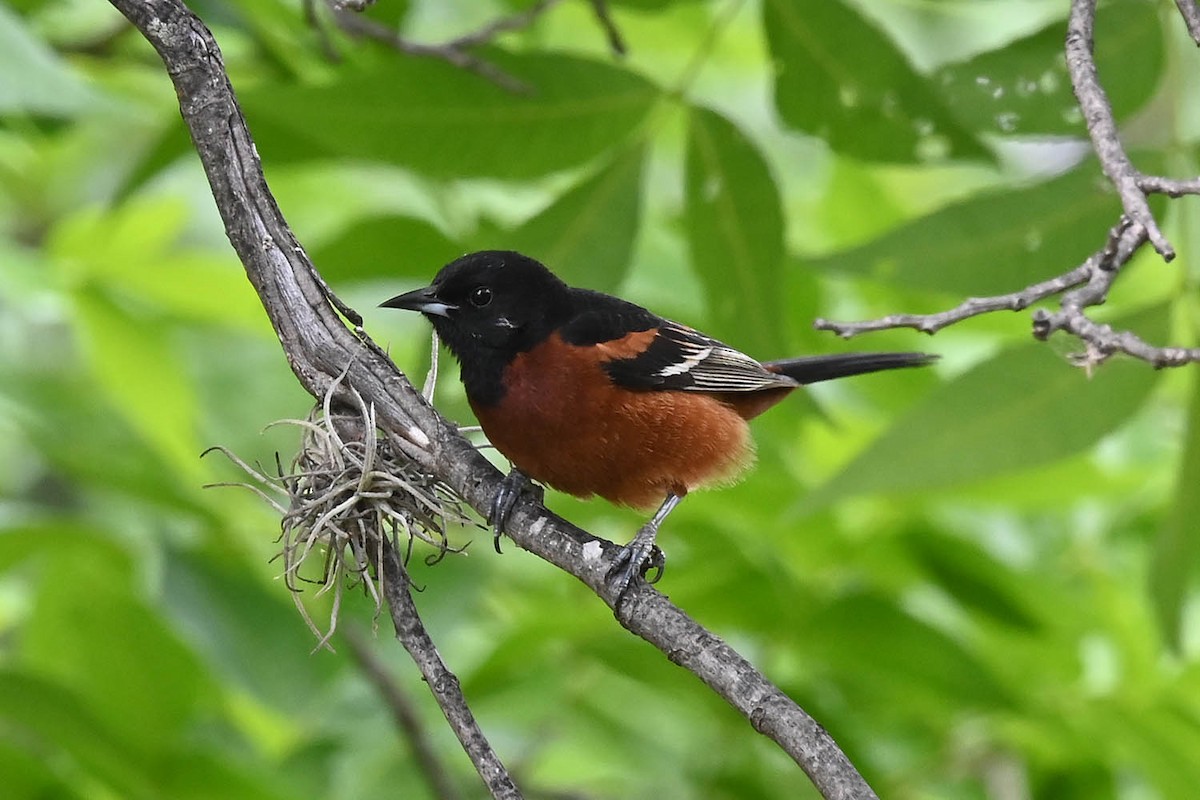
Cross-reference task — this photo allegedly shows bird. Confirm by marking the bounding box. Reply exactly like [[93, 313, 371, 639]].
[[382, 250, 935, 600]]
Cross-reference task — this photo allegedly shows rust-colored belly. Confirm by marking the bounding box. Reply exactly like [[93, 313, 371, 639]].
[[471, 334, 761, 510]]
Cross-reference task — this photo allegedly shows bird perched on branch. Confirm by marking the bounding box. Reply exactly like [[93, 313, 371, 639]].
[[383, 251, 935, 601]]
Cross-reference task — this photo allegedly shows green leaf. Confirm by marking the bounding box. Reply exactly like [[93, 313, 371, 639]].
[[811, 305, 1166, 503], [501, 146, 645, 292], [684, 107, 785, 354], [812, 156, 908, 252], [310, 214, 461, 282], [1096, 701, 1200, 798], [158, 751, 295, 800], [0, 520, 133, 579], [0, 4, 103, 116], [602, 0, 707, 7], [935, 1, 1162, 136], [114, 253, 270, 332], [0, 670, 156, 799], [804, 592, 1011, 710], [73, 292, 202, 480], [5, 373, 207, 512], [160, 549, 340, 709], [0, 743, 68, 800], [1150, 373, 1200, 649], [113, 119, 194, 201], [50, 198, 268, 331], [810, 158, 1152, 295], [905, 528, 1041, 631], [21, 545, 213, 752], [763, 0, 988, 163], [240, 52, 660, 179]]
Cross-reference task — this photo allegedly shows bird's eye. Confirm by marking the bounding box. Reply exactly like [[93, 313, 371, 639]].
[[469, 286, 493, 307]]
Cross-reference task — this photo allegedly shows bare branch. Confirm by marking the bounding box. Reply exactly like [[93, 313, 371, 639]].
[[585, 0, 627, 56], [445, 0, 566, 49], [106, 1, 878, 797], [1066, 0, 1173, 260], [819, 2, 1200, 370], [1031, 225, 1200, 367], [1139, 174, 1200, 197], [344, 626, 466, 800], [1174, 0, 1200, 45], [374, 536, 521, 798], [318, 0, 626, 93], [328, 7, 531, 93], [300, 0, 340, 62], [815, 218, 1134, 340], [372, 544, 525, 800], [1034, 308, 1200, 368], [819, 215, 1200, 366], [814, 264, 1093, 338]]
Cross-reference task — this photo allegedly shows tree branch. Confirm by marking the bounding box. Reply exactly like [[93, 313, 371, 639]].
[[1065, 0, 1172, 260], [814, 262, 1093, 337], [107, 1, 876, 798], [444, 0, 566, 50], [343, 626, 467, 800], [368, 541, 522, 799], [817, 1, 1200, 369], [325, 4, 534, 93], [584, 0, 626, 56], [310, 0, 627, 93], [1174, 0, 1200, 46]]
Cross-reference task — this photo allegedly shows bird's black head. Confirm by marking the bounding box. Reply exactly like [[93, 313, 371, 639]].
[[381, 251, 574, 401]]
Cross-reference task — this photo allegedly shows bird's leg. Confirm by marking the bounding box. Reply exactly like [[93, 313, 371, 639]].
[[607, 493, 681, 602], [488, 468, 543, 553]]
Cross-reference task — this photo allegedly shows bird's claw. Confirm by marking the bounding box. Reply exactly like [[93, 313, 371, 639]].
[[488, 469, 542, 553], [606, 532, 666, 605]]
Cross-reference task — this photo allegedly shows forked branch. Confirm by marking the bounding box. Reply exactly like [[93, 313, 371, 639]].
[[818, 0, 1200, 369]]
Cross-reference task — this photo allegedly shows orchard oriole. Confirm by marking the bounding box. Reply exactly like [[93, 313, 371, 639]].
[[383, 251, 935, 598]]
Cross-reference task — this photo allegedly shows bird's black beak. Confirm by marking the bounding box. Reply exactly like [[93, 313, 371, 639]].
[[380, 286, 457, 318]]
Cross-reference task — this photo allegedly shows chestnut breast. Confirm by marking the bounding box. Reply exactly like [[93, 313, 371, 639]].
[[470, 332, 758, 510]]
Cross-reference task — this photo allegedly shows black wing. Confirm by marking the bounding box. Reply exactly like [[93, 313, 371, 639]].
[[558, 290, 794, 393], [602, 319, 796, 393]]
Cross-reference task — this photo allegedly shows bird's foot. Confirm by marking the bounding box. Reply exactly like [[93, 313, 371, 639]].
[[488, 469, 542, 553], [606, 522, 666, 605]]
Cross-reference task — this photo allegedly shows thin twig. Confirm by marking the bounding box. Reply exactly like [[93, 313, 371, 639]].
[[1035, 307, 1200, 368], [819, 2, 1200, 369], [814, 218, 1132, 338], [343, 626, 466, 800], [814, 264, 1093, 338], [301, 0, 340, 61], [1139, 174, 1200, 197], [1066, 0, 1173, 259], [819, 215, 1200, 366], [671, 0, 748, 98], [446, 0, 566, 49], [320, 0, 626, 92], [1032, 225, 1200, 368], [585, 0, 627, 55], [1174, 0, 1200, 45], [371, 538, 523, 800], [329, 8, 531, 93]]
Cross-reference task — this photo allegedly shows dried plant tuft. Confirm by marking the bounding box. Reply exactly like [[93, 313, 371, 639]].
[[205, 366, 469, 651]]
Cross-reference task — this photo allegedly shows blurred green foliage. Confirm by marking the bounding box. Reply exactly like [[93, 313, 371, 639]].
[[2, 0, 1200, 798]]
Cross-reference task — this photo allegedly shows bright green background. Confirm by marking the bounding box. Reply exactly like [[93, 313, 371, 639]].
[[3, 0, 1200, 798]]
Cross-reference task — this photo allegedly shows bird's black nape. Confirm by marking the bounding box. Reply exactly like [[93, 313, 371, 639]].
[[764, 352, 937, 385]]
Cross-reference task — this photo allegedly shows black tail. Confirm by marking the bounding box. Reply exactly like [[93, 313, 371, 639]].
[[764, 352, 937, 385]]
